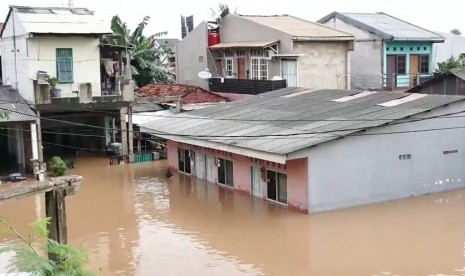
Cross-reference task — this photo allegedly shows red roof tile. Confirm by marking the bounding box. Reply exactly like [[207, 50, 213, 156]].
[[138, 84, 229, 104]]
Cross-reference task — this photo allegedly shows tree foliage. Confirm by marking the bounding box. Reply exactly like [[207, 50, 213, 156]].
[[210, 3, 236, 24], [106, 15, 175, 87], [436, 53, 465, 74], [50, 156, 68, 177], [0, 216, 94, 276], [451, 28, 462, 35]]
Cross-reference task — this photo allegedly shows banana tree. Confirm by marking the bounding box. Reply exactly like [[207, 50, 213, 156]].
[[105, 15, 175, 87]]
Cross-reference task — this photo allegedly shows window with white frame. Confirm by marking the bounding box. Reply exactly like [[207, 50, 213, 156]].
[[251, 58, 268, 80], [225, 58, 234, 77]]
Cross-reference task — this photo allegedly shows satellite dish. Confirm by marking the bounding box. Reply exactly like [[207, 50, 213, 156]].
[[198, 70, 212, 79]]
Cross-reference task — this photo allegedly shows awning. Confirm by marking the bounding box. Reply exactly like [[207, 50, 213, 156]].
[[210, 40, 278, 49]]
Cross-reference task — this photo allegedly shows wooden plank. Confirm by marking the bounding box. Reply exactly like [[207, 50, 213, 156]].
[[0, 176, 81, 203]]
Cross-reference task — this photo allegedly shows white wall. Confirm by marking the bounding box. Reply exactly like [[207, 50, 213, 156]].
[[321, 17, 383, 90], [293, 41, 350, 90], [301, 101, 465, 212], [28, 36, 102, 98], [433, 32, 465, 68]]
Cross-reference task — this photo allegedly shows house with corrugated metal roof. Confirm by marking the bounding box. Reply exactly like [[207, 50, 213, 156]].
[[176, 14, 354, 93], [140, 87, 465, 213], [406, 70, 465, 95], [0, 6, 136, 163], [0, 85, 38, 174], [318, 12, 444, 91]]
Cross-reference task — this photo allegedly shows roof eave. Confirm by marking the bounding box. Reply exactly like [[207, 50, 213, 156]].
[[139, 130, 287, 164], [391, 37, 445, 43], [292, 36, 354, 41]]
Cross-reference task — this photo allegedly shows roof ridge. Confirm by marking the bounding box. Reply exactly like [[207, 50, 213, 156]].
[[285, 14, 354, 37]]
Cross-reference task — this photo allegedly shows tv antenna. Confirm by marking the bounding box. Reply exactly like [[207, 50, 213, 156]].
[[61, 0, 73, 7]]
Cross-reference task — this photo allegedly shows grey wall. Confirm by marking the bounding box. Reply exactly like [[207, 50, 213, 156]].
[[322, 17, 383, 90], [301, 101, 465, 212], [220, 15, 293, 53], [176, 21, 210, 89], [293, 41, 349, 89]]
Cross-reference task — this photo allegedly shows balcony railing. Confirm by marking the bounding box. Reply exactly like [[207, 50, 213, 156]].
[[33, 80, 134, 105], [209, 78, 287, 95]]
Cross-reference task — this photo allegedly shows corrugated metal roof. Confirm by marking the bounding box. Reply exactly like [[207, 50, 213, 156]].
[[319, 12, 444, 41], [210, 40, 278, 48], [0, 86, 36, 123], [141, 88, 465, 156], [240, 15, 354, 41], [11, 6, 111, 35]]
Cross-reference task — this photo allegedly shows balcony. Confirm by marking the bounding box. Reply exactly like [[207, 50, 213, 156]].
[[33, 80, 134, 110], [209, 78, 287, 95]]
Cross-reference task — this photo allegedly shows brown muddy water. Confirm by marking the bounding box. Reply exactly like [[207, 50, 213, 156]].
[[0, 157, 464, 276]]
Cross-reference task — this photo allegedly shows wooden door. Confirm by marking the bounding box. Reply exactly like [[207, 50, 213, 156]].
[[237, 58, 246, 79], [194, 153, 206, 180], [386, 55, 397, 89], [409, 55, 419, 86]]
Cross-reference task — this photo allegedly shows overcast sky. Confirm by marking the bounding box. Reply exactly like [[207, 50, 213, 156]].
[[1, 0, 464, 39]]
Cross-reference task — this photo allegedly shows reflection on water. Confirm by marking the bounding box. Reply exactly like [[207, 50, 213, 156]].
[[0, 157, 465, 275]]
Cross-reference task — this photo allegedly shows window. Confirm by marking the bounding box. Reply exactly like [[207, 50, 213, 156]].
[[400, 47, 404, 51], [410, 47, 413, 51], [386, 47, 390, 51], [225, 58, 233, 77], [251, 58, 268, 80], [399, 154, 412, 160], [198, 56, 204, 62], [56, 48, 73, 83], [218, 158, 234, 187], [178, 149, 191, 174], [267, 170, 287, 204], [224, 49, 234, 57], [419, 54, 430, 74], [396, 55, 406, 75]]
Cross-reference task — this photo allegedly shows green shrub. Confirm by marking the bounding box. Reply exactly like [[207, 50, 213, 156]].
[[50, 156, 67, 177]]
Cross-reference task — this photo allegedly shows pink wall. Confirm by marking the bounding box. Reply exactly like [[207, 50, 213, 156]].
[[286, 158, 309, 212], [166, 140, 309, 212], [167, 140, 178, 172]]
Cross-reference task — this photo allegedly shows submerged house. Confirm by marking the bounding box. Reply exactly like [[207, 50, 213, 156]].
[[141, 87, 465, 213], [1, 6, 135, 161], [318, 12, 444, 90], [177, 14, 354, 93]]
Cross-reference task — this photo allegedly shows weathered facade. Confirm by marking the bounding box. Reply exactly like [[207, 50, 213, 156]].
[[406, 70, 465, 95], [177, 14, 354, 92], [0, 6, 135, 162], [318, 12, 444, 90], [141, 87, 465, 213]]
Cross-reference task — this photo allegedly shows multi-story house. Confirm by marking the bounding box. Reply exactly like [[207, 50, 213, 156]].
[[1, 6, 135, 162], [176, 14, 354, 93]]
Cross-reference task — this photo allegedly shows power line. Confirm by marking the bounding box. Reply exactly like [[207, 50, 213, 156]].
[[2, 98, 465, 123], [2, 104, 465, 139]]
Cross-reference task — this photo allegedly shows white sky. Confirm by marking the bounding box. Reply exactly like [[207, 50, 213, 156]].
[[1, 0, 464, 39]]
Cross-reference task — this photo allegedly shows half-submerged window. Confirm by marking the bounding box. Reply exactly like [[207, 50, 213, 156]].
[[218, 158, 234, 187], [178, 149, 191, 174]]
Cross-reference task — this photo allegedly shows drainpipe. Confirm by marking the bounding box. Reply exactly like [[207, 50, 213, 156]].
[[346, 45, 351, 90]]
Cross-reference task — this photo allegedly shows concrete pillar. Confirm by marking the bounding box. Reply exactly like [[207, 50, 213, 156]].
[[30, 123, 39, 160], [36, 111, 44, 163], [128, 106, 134, 163], [112, 117, 116, 143], [15, 124, 25, 168], [120, 107, 128, 158]]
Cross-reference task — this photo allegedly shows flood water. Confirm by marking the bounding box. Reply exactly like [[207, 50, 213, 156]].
[[0, 157, 465, 275]]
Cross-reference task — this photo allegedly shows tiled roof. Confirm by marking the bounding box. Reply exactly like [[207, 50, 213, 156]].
[[138, 84, 229, 104], [239, 14, 354, 41], [0, 86, 36, 123]]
